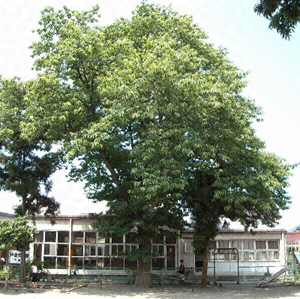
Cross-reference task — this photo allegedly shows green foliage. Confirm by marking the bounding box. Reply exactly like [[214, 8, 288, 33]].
[[0, 77, 61, 220], [0, 216, 37, 252], [254, 0, 300, 39]]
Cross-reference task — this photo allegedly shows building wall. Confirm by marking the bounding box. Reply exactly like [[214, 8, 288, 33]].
[[29, 216, 286, 278], [180, 230, 286, 278]]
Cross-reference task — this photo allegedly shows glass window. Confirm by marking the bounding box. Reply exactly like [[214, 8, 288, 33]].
[[97, 257, 110, 268], [153, 245, 164, 255], [126, 233, 136, 243], [85, 245, 96, 256], [256, 241, 266, 249], [45, 231, 56, 242], [218, 240, 229, 248], [57, 257, 67, 267], [98, 245, 105, 256], [268, 241, 279, 249], [231, 240, 241, 249], [256, 251, 267, 260], [98, 236, 109, 243], [74, 245, 83, 256], [85, 232, 96, 243], [57, 244, 68, 256], [152, 258, 164, 270], [112, 236, 123, 243], [84, 258, 97, 268], [166, 245, 175, 269], [166, 236, 176, 244], [44, 257, 56, 267], [58, 231, 69, 243], [243, 240, 254, 249], [111, 258, 124, 268], [269, 251, 279, 260], [112, 245, 123, 256], [44, 244, 50, 255], [35, 231, 43, 242], [244, 252, 255, 261], [73, 232, 83, 243], [125, 259, 137, 268]]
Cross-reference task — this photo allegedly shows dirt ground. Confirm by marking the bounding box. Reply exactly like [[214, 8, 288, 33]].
[[1, 282, 300, 299]]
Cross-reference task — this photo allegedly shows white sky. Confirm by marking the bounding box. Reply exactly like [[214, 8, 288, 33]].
[[0, 0, 299, 230]]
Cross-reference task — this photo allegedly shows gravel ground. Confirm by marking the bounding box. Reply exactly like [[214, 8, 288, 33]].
[[1, 282, 300, 299]]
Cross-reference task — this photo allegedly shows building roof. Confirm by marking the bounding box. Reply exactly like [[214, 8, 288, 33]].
[[0, 212, 15, 219], [286, 232, 300, 244]]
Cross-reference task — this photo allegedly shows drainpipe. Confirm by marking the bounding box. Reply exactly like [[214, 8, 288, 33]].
[[68, 218, 73, 276]]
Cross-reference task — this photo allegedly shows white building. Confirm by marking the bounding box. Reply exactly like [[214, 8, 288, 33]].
[[27, 214, 286, 279]]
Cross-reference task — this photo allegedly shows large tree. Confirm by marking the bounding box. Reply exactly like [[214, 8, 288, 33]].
[[0, 215, 37, 290], [0, 77, 61, 282], [254, 0, 300, 39], [22, 2, 292, 287]]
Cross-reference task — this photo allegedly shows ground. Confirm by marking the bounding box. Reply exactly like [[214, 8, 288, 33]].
[[1, 282, 300, 298]]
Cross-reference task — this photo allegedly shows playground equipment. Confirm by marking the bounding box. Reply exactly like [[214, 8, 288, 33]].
[[256, 267, 289, 287]]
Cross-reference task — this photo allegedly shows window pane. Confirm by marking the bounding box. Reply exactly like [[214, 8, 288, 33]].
[[153, 245, 164, 255], [257, 251, 267, 260], [98, 236, 109, 243], [105, 245, 110, 256], [256, 241, 266, 249], [244, 252, 254, 261], [218, 240, 229, 248], [166, 237, 176, 244], [152, 258, 164, 270], [84, 258, 97, 268], [112, 236, 123, 243], [44, 244, 50, 255], [85, 232, 96, 243], [57, 257, 67, 268], [35, 231, 43, 242], [57, 244, 68, 256], [231, 240, 241, 249], [111, 258, 123, 269], [58, 231, 69, 243], [73, 232, 83, 243], [268, 241, 279, 249], [166, 245, 175, 269], [45, 232, 56, 242], [269, 251, 279, 260], [44, 257, 56, 267], [244, 241, 254, 249], [98, 245, 105, 256], [126, 233, 136, 243], [125, 259, 137, 268], [97, 257, 110, 268], [74, 245, 83, 256]]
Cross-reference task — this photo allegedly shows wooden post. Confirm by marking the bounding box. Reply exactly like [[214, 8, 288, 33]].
[[161, 268, 164, 291], [192, 267, 195, 292], [99, 273, 102, 289], [130, 272, 133, 291]]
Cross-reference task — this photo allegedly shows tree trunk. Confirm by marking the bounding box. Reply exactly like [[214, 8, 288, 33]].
[[20, 192, 27, 283], [134, 259, 152, 288], [4, 250, 10, 291], [19, 251, 26, 283], [134, 238, 152, 288], [201, 247, 209, 288]]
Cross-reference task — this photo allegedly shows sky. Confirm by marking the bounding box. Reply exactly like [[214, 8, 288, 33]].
[[0, 0, 299, 230]]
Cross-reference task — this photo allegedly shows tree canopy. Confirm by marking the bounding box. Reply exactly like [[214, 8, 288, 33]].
[[0, 215, 37, 252], [254, 0, 300, 39], [0, 77, 61, 219], [20, 2, 292, 287]]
